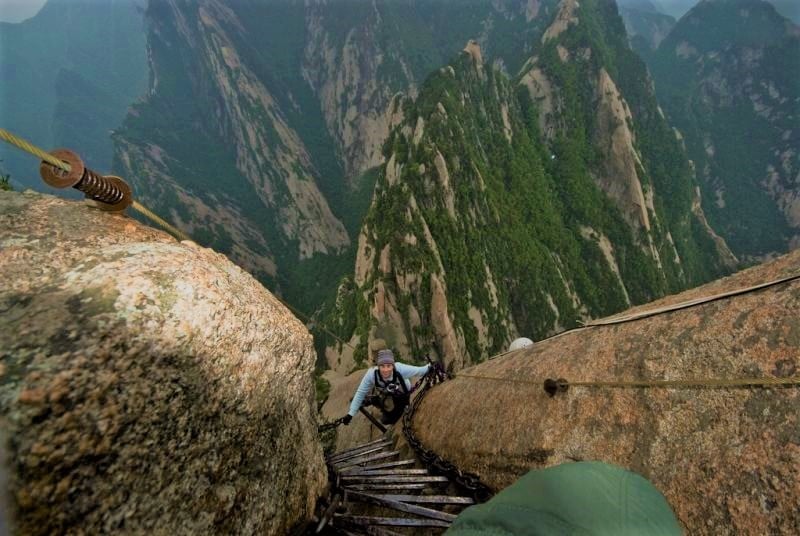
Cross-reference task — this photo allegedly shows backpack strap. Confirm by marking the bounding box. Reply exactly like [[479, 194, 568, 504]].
[[393, 368, 410, 394]]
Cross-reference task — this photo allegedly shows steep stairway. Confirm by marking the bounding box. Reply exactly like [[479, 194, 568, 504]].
[[314, 437, 475, 534]]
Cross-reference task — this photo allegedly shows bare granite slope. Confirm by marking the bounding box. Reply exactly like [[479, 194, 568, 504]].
[[413, 249, 800, 534]]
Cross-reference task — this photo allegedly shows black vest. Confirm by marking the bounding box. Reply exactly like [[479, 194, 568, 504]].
[[372, 368, 410, 418]]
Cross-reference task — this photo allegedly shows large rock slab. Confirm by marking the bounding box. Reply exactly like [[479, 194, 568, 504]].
[[413, 249, 800, 534], [0, 191, 326, 534]]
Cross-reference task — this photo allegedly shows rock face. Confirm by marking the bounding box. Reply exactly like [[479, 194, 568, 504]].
[[412, 249, 800, 534], [0, 191, 326, 534], [618, 1, 676, 56], [114, 0, 349, 283]]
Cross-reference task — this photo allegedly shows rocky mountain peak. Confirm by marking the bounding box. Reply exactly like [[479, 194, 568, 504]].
[[324, 0, 733, 372], [463, 39, 485, 66]]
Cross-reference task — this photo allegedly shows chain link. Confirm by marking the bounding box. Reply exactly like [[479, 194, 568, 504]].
[[317, 415, 348, 433]]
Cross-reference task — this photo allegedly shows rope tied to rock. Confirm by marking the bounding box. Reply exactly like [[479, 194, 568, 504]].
[[452, 272, 800, 396]]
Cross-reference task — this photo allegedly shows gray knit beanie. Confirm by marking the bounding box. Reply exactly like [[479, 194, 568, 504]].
[[376, 349, 395, 366]]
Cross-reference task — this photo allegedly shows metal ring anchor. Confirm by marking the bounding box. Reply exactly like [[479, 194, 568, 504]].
[[39, 148, 133, 212]]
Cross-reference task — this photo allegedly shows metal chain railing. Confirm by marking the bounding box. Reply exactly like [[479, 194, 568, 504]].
[[402, 367, 494, 502], [317, 415, 349, 433]]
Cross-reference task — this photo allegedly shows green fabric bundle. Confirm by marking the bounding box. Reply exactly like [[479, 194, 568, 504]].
[[446, 461, 682, 535]]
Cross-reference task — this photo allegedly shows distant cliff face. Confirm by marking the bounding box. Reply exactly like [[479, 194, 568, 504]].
[[618, 3, 676, 57], [0, 190, 326, 534], [111, 0, 561, 311], [113, 0, 350, 295], [323, 0, 735, 373], [649, 0, 800, 260]]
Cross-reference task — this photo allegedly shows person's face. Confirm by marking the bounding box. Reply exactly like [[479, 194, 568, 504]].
[[379, 363, 394, 380]]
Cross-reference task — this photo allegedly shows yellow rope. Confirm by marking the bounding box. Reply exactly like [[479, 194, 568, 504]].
[[456, 372, 800, 389], [485, 273, 800, 363], [0, 128, 70, 171], [584, 273, 800, 326], [130, 201, 191, 242]]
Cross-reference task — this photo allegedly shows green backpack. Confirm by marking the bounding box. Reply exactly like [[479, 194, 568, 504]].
[[446, 461, 682, 535]]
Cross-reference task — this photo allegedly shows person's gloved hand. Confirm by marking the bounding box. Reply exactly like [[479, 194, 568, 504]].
[[429, 361, 447, 381], [342, 414, 353, 425]]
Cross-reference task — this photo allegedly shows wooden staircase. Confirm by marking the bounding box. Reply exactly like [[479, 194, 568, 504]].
[[315, 438, 475, 534]]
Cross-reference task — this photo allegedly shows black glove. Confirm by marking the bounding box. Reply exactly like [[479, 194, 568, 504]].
[[342, 414, 353, 425], [428, 361, 447, 382]]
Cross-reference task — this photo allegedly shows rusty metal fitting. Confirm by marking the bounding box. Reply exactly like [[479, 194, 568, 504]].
[[78, 173, 133, 212], [39, 148, 85, 188], [40, 148, 133, 212], [544, 378, 569, 397]]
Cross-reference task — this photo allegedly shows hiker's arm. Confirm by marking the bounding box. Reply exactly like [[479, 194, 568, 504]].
[[396, 362, 430, 379], [348, 370, 375, 417]]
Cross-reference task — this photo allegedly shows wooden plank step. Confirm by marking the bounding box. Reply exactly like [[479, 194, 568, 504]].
[[339, 459, 415, 473], [329, 445, 389, 464], [328, 437, 389, 456], [344, 483, 428, 492], [328, 440, 392, 462], [334, 451, 400, 469], [342, 469, 429, 476], [334, 514, 451, 529], [373, 494, 475, 505], [341, 475, 449, 483], [346, 491, 457, 522], [339, 526, 403, 536]]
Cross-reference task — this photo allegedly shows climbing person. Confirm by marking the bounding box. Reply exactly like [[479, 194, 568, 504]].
[[342, 346, 434, 426]]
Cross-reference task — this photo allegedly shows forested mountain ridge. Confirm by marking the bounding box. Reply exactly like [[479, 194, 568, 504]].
[[2, 0, 740, 353], [323, 0, 736, 372], [648, 0, 800, 260], [113, 0, 351, 297], [110, 0, 562, 311]]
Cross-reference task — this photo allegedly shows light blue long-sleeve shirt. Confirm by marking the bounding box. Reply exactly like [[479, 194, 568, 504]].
[[348, 362, 430, 417]]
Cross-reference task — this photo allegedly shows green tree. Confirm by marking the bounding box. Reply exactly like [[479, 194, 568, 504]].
[[0, 160, 13, 191]]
